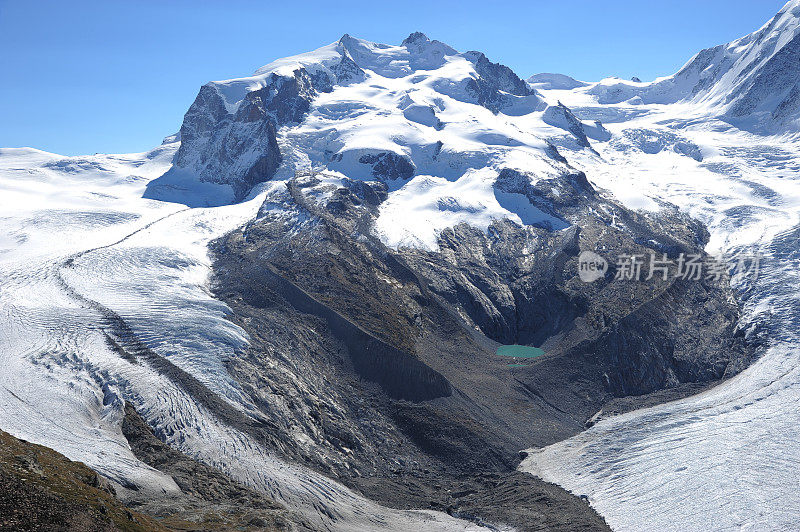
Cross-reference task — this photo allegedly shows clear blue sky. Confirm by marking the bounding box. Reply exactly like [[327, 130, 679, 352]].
[[0, 0, 788, 155]]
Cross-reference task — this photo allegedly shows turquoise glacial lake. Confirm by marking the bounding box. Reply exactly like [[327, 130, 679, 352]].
[[496, 345, 545, 359]]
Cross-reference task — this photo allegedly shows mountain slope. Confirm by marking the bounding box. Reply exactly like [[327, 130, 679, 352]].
[[0, 146, 503, 531], [520, 2, 800, 530], [145, 32, 559, 208], [567, 0, 800, 132], [0, 19, 787, 532], [0, 428, 163, 532]]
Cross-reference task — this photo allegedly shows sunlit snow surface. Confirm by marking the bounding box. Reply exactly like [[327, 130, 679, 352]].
[[0, 146, 488, 531], [518, 85, 800, 531], [4, 17, 800, 530], [178, 32, 570, 250]]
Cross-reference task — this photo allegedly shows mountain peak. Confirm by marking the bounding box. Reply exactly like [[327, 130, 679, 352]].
[[581, 0, 800, 132], [402, 31, 430, 46], [338, 33, 357, 46], [400, 32, 458, 64], [146, 30, 552, 206]]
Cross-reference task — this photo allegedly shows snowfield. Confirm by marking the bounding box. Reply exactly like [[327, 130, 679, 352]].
[[520, 104, 800, 531], [3, 2, 800, 530], [517, 2, 800, 526], [0, 146, 490, 531]]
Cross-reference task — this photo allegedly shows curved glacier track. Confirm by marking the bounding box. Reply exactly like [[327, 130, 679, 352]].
[[53, 209, 286, 443]]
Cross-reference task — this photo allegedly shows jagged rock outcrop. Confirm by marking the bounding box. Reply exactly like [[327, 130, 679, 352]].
[[358, 151, 416, 181], [461, 49, 543, 114], [209, 174, 620, 530], [144, 39, 367, 206], [393, 168, 747, 412], [543, 102, 611, 147]]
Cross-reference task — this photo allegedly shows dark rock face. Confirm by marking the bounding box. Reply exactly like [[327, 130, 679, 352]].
[[210, 175, 613, 531], [255, 263, 451, 401], [772, 83, 800, 121], [331, 50, 365, 83], [729, 34, 800, 119], [400, 31, 458, 70], [144, 81, 283, 204], [145, 55, 365, 205], [148, 68, 325, 202], [358, 151, 416, 181], [398, 168, 747, 415], [462, 50, 544, 114], [496, 167, 593, 221], [401, 31, 431, 48], [542, 103, 592, 148], [177, 84, 230, 139], [464, 50, 533, 98], [341, 178, 389, 205], [244, 71, 316, 125], [206, 167, 748, 530]]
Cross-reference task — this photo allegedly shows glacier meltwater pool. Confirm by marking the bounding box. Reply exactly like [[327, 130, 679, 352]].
[[496, 345, 545, 366]]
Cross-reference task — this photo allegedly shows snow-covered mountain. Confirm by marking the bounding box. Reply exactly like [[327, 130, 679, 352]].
[[3, 2, 800, 531], [517, 2, 800, 531], [143, 32, 579, 216], [0, 32, 640, 532], [560, 0, 800, 133]]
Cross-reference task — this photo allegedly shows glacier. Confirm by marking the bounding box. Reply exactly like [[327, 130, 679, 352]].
[[3, 1, 800, 529], [519, 2, 800, 529], [520, 104, 800, 532], [0, 146, 491, 531]]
